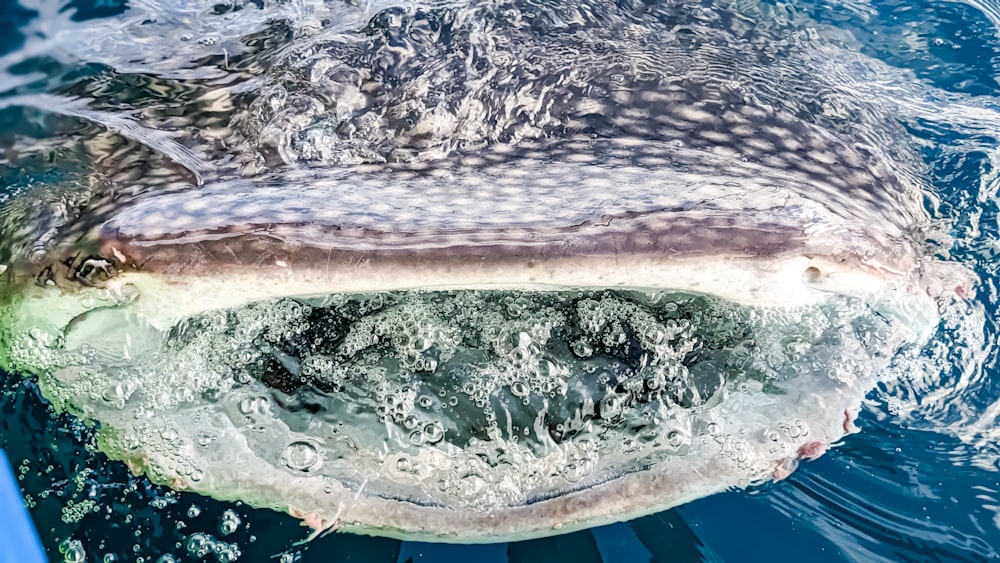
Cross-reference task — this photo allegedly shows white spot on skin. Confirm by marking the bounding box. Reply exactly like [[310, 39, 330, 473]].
[[744, 137, 775, 152], [780, 137, 804, 151], [697, 129, 733, 143], [674, 106, 715, 122], [638, 90, 686, 104], [808, 150, 839, 165]]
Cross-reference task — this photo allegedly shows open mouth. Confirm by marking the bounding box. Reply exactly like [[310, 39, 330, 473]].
[[10, 283, 927, 541]]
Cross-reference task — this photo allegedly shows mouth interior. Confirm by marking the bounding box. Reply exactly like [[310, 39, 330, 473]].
[[70, 287, 896, 511]]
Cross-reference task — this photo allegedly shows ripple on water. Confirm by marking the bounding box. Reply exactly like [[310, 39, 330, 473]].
[[2, 0, 1000, 559]]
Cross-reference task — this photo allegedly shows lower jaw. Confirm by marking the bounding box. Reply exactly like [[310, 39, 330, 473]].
[[9, 281, 934, 542]]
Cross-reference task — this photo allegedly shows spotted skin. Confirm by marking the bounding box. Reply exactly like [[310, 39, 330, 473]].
[[1, 0, 926, 310]]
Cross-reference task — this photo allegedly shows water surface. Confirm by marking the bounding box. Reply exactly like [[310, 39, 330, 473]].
[[2, 0, 1000, 561]]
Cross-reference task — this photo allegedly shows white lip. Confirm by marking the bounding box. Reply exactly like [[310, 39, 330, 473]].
[[98, 249, 932, 331]]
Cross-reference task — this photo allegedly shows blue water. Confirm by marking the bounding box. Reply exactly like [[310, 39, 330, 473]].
[[3, 0, 1000, 561]]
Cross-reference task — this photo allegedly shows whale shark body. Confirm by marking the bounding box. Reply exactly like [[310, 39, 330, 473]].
[[0, 0, 962, 542]]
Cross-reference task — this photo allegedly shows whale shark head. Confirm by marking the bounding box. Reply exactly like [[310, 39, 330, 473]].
[[0, 0, 965, 543]]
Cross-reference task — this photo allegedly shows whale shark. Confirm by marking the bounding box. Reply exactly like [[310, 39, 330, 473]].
[[0, 0, 965, 543]]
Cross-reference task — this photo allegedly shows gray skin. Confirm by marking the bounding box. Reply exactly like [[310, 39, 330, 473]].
[[0, 0, 927, 283], [0, 0, 961, 543]]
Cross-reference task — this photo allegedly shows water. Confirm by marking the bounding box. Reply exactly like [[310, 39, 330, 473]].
[[2, 0, 1000, 560]]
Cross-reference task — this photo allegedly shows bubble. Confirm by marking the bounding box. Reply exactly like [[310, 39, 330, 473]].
[[281, 441, 321, 472], [570, 340, 594, 358], [59, 539, 86, 563], [802, 266, 822, 284], [423, 422, 444, 444], [185, 533, 211, 558], [666, 430, 687, 448], [396, 456, 413, 472], [113, 283, 140, 305], [217, 546, 242, 563], [457, 474, 487, 498], [150, 497, 174, 510], [599, 394, 622, 419], [218, 509, 241, 536], [418, 356, 439, 372], [538, 359, 565, 380], [641, 326, 666, 347], [734, 442, 750, 463], [781, 421, 801, 439], [101, 383, 126, 404], [238, 397, 262, 415], [409, 430, 425, 446], [510, 381, 529, 397], [620, 438, 638, 453], [411, 335, 432, 352], [645, 372, 664, 390], [794, 419, 809, 436]]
